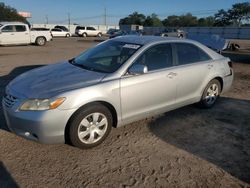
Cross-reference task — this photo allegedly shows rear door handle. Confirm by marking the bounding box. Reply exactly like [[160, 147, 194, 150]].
[[167, 72, 177, 78]]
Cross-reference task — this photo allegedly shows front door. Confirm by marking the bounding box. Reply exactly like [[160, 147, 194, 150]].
[[120, 43, 177, 123], [0, 25, 15, 45]]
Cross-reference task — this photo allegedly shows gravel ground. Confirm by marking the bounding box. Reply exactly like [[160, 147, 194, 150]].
[[0, 38, 250, 188]]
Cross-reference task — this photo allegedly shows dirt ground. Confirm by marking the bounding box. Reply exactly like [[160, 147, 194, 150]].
[[0, 38, 249, 188]]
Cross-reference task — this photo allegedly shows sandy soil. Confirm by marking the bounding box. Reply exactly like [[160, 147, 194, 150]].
[[0, 38, 249, 188]]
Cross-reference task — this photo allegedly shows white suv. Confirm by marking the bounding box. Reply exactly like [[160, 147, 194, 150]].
[[75, 26, 102, 37]]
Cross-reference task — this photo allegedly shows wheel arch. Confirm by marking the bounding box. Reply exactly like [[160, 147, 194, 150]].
[[64, 101, 118, 144], [214, 76, 224, 92]]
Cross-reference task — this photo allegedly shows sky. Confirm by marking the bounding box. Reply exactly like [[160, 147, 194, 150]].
[[2, 0, 248, 25]]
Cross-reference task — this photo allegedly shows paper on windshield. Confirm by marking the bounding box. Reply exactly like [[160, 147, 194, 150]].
[[123, 44, 140, 49]]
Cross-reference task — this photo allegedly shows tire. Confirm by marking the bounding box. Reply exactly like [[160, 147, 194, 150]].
[[179, 34, 183, 38], [97, 33, 102, 37], [82, 33, 87, 37], [66, 33, 70, 38], [199, 79, 221, 108], [35, 37, 46, 46], [69, 103, 113, 149]]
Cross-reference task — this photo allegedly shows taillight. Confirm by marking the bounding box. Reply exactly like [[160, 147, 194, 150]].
[[228, 61, 233, 68]]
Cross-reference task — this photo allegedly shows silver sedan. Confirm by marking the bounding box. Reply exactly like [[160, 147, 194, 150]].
[[2, 36, 233, 149]]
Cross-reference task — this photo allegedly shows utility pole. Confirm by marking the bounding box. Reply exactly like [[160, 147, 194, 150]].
[[45, 15, 48, 27], [68, 12, 71, 32], [104, 7, 107, 31], [45, 15, 48, 24]]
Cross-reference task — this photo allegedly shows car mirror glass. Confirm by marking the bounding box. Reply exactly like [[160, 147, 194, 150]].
[[128, 64, 148, 75]]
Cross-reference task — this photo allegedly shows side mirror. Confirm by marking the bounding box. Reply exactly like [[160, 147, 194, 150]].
[[128, 64, 148, 75]]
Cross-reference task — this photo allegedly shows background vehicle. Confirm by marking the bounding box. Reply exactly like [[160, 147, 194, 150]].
[[54, 25, 69, 32], [157, 28, 186, 38], [51, 28, 70, 37], [3, 36, 233, 149], [106, 28, 119, 36], [109, 30, 142, 38], [31, 28, 50, 31], [75, 26, 102, 37], [0, 22, 52, 46]]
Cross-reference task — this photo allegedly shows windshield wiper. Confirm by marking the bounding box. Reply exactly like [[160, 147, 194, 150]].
[[68, 58, 109, 73], [68, 58, 75, 64]]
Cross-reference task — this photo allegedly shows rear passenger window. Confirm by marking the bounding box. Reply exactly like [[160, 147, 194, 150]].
[[175, 43, 211, 65], [15, 25, 26, 32], [134, 44, 173, 71]]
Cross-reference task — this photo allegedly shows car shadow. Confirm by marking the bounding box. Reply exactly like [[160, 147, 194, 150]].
[[0, 161, 19, 188], [0, 65, 44, 131], [148, 97, 250, 183]]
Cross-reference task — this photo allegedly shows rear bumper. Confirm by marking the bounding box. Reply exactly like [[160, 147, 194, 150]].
[[222, 69, 234, 94], [2, 100, 75, 144]]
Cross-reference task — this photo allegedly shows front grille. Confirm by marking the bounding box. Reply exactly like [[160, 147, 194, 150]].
[[3, 94, 18, 108]]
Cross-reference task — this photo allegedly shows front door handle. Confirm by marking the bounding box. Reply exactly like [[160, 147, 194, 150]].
[[208, 64, 214, 69], [167, 72, 177, 78]]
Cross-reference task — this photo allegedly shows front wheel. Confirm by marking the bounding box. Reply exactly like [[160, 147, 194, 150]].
[[69, 104, 113, 149], [35, 37, 46, 46], [65, 33, 70, 38], [199, 79, 221, 108]]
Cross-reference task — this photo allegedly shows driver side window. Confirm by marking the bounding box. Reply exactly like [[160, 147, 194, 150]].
[[134, 43, 173, 71]]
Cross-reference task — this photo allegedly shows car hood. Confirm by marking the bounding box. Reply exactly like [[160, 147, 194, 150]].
[[8, 61, 107, 98]]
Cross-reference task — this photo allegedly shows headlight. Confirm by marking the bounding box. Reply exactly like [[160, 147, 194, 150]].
[[19, 98, 65, 111]]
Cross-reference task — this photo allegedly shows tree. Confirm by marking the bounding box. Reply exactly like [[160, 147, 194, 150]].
[[162, 13, 197, 27], [198, 16, 215, 26], [162, 15, 180, 27], [214, 9, 232, 26], [229, 2, 250, 26], [178, 13, 198, 26], [119, 12, 146, 25], [0, 2, 27, 22], [144, 14, 163, 26]]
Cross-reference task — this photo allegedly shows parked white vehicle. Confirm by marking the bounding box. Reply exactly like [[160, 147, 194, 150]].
[[0, 22, 52, 46], [75, 26, 102, 37], [51, 28, 71, 38]]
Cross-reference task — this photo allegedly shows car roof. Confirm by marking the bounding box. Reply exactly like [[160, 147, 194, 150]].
[[0, 22, 26, 25], [112, 35, 188, 45]]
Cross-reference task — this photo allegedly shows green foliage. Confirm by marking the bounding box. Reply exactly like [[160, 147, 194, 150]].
[[119, 12, 146, 25], [119, 2, 249, 27], [0, 2, 26, 22], [144, 14, 163, 26], [229, 2, 250, 26]]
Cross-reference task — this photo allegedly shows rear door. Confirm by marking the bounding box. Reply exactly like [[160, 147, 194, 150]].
[[14, 25, 30, 44], [120, 43, 177, 122], [172, 42, 214, 105], [51, 29, 63, 37], [87, 27, 97, 36]]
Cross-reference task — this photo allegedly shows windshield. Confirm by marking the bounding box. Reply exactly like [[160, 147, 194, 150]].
[[70, 40, 141, 73]]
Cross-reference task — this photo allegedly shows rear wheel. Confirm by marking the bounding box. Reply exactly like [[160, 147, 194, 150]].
[[69, 104, 113, 149], [97, 33, 102, 37], [199, 79, 221, 108], [82, 33, 87, 37], [35, 37, 46, 46]]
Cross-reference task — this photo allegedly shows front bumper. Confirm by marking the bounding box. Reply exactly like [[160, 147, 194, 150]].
[[2, 100, 75, 144]]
